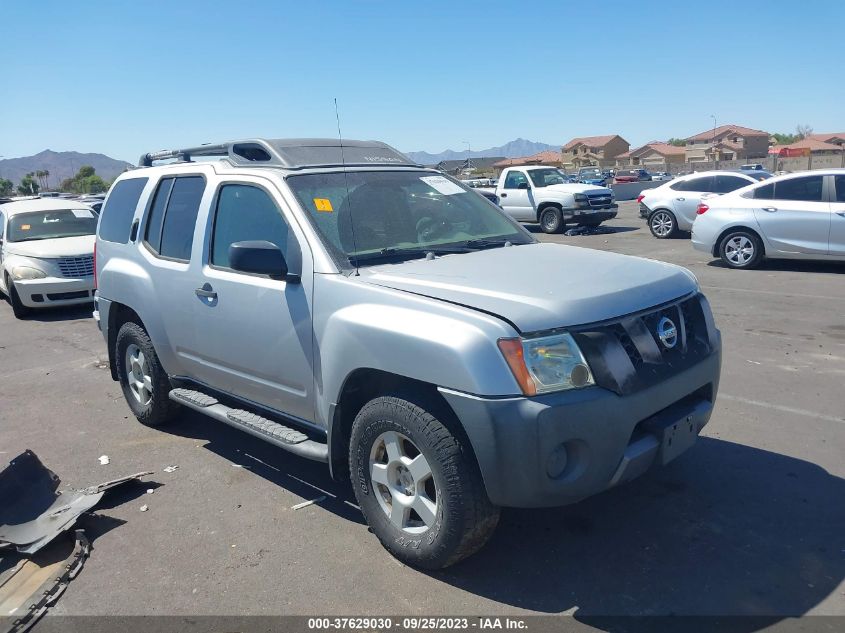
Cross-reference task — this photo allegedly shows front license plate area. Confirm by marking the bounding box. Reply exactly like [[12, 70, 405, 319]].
[[655, 417, 697, 465]]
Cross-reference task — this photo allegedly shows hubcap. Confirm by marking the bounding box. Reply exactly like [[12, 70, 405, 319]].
[[542, 210, 557, 230], [369, 431, 438, 534], [651, 212, 673, 236], [725, 235, 754, 265], [125, 344, 153, 406]]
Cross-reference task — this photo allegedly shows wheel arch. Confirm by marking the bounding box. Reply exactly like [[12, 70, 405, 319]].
[[713, 225, 765, 258]]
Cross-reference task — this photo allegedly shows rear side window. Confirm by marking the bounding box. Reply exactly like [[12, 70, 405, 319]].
[[211, 185, 289, 269], [672, 176, 714, 192], [835, 176, 845, 202], [98, 178, 148, 243], [774, 176, 824, 202], [143, 176, 205, 261], [713, 175, 752, 194]]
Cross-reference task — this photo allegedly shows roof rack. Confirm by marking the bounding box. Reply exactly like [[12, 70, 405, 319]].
[[138, 138, 419, 170]]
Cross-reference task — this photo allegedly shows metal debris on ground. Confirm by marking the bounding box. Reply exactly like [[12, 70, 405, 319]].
[[146, 488, 154, 494], [98, 455, 110, 465], [291, 496, 327, 510], [564, 225, 615, 236], [139, 505, 148, 512], [162, 465, 179, 473]]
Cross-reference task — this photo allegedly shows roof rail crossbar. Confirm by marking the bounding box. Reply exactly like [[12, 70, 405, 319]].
[[138, 139, 282, 167]]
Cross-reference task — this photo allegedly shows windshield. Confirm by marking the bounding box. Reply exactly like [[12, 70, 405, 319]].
[[287, 170, 533, 267], [7, 209, 97, 242], [579, 169, 601, 178], [526, 168, 568, 187]]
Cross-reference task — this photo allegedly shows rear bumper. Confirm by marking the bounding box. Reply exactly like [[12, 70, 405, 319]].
[[13, 277, 95, 308], [439, 344, 721, 508]]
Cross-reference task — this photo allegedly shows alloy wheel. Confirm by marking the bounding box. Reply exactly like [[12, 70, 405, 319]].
[[650, 212, 674, 237], [724, 235, 755, 266], [125, 343, 153, 406]]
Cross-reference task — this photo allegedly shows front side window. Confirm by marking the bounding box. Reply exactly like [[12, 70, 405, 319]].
[[527, 169, 567, 188], [7, 208, 97, 242], [146, 176, 205, 261], [503, 171, 528, 189], [287, 170, 532, 266], [211, 184, 289, 269], [774, 176, 824, 202], [98, 177, 148, 243]]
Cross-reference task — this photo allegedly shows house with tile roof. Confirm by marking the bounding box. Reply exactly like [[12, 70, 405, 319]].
[[683, 124, 769, 163], [492, 150, 562, 173], [615, 141, 686, 170], [561, 135, 629, 169]]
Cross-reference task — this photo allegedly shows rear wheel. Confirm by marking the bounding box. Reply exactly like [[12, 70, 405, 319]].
[[539, 206, 564, 234], [719, 230, 763, 269], [648, 210, 677, 239], [115, 321, 180, 426], [350, 394, 499, 569]]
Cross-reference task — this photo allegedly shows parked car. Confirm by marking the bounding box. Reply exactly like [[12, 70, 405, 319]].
[[613, 169, 639, 184], [651, 172, 673, 182], [740, 163, 764, 171], [634, 169, 653, 182], [95, 137, 721, 569], [692, 169, 845, 268], [0, 198, 97, 318], [495, 165, 617, 232], [577, 167, 609, 186], [474, 189, 500, 206], [637, 170, 771, 238]]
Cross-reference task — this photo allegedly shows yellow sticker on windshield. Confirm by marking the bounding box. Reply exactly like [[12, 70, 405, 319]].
[[313, 198, 333, 212], [21, 224, 31, 230]]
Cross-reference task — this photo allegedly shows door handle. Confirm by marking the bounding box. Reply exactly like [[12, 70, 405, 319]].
[[675, 197, 685, 201], [761, 207, 778, 213], [195, 284, 217, 300], [500, 193, 508, 198]]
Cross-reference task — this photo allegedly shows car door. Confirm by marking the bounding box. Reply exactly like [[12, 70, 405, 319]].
[[190, 179, 314, 422], [751, 174, 830, 255], [670, 175, 714, 229], [499, 170, 534, 220], [829, 175, 845, 256]]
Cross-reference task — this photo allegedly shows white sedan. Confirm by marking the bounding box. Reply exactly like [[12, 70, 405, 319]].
[[0, 199, 97, 318], [692, 170, 845, 269]]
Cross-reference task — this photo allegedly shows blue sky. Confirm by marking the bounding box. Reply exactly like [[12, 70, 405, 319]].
[[2, 0, 843, 162]]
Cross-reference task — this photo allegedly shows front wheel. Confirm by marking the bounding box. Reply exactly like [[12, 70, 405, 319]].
[[350, 394, 499, 569], [719, 230, 763, 269], [648, 210, 677, 239], [7, 279, 31, 319], [539, 206, 564, 234]]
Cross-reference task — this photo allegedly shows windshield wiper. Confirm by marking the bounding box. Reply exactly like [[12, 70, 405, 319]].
[[461, 238, 515, 249], [349, 245, 471, 265]]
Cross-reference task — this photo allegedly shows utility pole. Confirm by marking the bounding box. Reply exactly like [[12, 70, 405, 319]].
[[711, 115, 717, 169], [463, 141, 471, 175]]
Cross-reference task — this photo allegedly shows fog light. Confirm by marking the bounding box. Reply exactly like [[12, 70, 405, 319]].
[[546, 444, 568, 479]]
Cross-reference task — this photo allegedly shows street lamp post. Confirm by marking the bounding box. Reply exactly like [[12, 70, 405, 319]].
[[711, 115, 717, 169]]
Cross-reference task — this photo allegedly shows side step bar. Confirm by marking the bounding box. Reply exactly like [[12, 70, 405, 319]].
[[169, 388, 328, 462]]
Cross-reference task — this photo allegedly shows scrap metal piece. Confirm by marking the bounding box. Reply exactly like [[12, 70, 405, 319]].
[[0, 529, 90, 633], [0, 451, 151, 555]]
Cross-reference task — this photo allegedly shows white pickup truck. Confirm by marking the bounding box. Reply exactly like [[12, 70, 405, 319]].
[[485, 165, 617, 234]]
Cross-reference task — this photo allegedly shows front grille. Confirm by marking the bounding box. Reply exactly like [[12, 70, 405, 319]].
[[57, 255, 94, 278], [587, 194, 613, 209], [572, 294, 715, 396]]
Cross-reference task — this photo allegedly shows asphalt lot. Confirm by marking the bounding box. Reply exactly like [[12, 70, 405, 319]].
[[1, 200, 844, 627]]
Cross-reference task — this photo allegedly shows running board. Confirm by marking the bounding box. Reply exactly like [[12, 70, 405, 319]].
[[169, 388, 328, 462]]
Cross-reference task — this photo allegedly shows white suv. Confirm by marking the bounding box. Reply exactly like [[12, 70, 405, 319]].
[[638, 170, 769, 238]]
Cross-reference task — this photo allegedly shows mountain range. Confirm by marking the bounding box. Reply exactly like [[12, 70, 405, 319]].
[[405, 138, 558, 165], [0, 150, 133, 188]]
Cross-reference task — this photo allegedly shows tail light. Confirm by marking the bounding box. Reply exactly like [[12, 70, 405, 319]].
[[93, 241, 97, 289], [636, 194, 645, 204], [696, 203, 709, 215]]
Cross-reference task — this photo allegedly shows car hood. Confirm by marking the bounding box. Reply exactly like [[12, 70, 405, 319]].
[[542, 183, 610, 195], [4, 235, 95, 258], [359, 243, 697, 332]]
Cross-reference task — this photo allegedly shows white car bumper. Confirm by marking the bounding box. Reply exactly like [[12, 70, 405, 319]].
[[14, 276, 95, 308]]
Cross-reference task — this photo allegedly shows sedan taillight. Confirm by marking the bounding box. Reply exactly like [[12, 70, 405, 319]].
[[696, 203, 709, 215]]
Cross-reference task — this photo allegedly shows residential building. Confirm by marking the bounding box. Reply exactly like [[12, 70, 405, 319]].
[[561, 135, 629, 169], [684, 124, 769, 163], [805, 132, 845, 149], [615, 141, 685, 170], [769, 138, 845, 168], [492, 150, 562, 174]]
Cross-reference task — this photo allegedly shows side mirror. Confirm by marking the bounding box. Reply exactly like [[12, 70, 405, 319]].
[[229, 240, 298, 282], [517, 182, 529, 190]]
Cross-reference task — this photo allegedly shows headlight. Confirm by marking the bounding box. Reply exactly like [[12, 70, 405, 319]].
[[498, 333, 594, 396], [573, 193, 590, 208], [12, 266, 47, 280]]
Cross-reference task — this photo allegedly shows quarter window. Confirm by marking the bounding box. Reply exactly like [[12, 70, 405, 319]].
[[98, 178, 148, 243], [211, 184, 288, 269], [752, 182, 774, 199], [672, 176, 714, 192], [713, 175, 752, 194], [774, 176, 824, 202]]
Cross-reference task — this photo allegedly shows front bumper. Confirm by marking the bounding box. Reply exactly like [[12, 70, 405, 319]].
[[573, 204, 618, 225], [439, 346, 720, 508], [13, 277, 95, 308]]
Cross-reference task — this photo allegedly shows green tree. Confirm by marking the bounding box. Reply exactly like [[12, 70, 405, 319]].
[[0, 178, 13, 197], [18, 173, 40, 195], [77, 165, 96, 178], [666, 138, 686, 147], [771, 132, 799, 145], [59, 165, 108, 194]]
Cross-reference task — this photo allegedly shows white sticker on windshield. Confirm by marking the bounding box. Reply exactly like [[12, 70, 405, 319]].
[[72, 209, 95, 219], [420, 176, 465, 196]]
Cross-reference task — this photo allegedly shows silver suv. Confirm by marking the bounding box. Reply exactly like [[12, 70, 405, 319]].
[[94, 138, 722, 568]]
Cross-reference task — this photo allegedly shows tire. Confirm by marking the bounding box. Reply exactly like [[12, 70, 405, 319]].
[[115, 321, 180, 426], [349, 394, 499, 569], [719, 230, 763, 269], [648, 210, 677, 239], [7, 279, 31, 319], [539, 206, 565, 234]]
